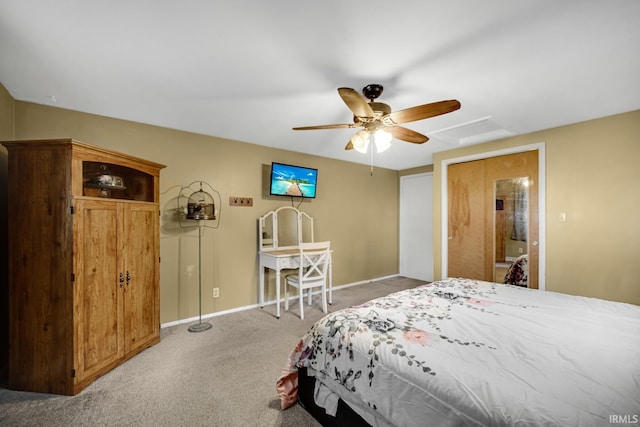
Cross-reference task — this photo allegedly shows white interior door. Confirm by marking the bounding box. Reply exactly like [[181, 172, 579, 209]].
[[400, 173, 433, 281]]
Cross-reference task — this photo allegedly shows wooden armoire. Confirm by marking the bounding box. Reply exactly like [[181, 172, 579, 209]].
[[2, 139, 166, 395]]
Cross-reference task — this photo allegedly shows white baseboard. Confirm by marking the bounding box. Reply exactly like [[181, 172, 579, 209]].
[[160, 274, 400, 329]]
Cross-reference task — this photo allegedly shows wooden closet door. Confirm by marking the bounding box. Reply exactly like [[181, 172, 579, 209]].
[[74, 199, 125, 383], [448, 151, 539, 288], [122, 203, 160, 355], [485, 151, 539, 288], [448, 160, 488, 279]]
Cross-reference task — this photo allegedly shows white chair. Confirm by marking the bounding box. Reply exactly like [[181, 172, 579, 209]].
[[284, 241, 331, 320]]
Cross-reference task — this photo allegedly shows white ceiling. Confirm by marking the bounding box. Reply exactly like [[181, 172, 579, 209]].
[[1, 1, 639, 170]]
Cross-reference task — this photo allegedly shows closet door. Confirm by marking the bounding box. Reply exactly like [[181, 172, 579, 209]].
[[447, 160, 488, 279], [400, 173, 434, 281], [447, 151, 538, 288], [486, 151, 539, 288]]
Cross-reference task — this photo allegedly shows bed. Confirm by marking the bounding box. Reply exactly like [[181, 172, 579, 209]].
[[277, 277, 640, 426]]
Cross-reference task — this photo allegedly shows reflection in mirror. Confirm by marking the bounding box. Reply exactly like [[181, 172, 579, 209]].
[[259, 207, 315, 251], [277, 208, 298, 247], [261, 212, 274, 248], [494, 177, 529, 283], [300, 212, 313, 244]]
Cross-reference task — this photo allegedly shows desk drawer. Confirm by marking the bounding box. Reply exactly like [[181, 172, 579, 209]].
[[277, 257, 300, 269]]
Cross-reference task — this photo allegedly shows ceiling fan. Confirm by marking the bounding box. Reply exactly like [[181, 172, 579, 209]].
[[293, 84, 461, 153]]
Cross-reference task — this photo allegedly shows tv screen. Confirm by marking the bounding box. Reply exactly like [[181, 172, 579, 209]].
[[270, 162, 318, 198]]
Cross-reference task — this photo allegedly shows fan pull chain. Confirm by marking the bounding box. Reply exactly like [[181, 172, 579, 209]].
[[370, 144, 374, 176]]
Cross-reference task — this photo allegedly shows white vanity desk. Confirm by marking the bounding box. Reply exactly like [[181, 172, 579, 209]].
[[258, 206, 332, 318]]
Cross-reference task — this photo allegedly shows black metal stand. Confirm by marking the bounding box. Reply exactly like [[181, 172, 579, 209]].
[[178, 181, 221, 333], [188, 224, 212, 333]]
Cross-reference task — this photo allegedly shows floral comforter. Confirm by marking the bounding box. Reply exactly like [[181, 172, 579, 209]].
[[277, 278, 640, 427]]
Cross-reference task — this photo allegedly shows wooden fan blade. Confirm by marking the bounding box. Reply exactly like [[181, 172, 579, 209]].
[[345, 140, 354, 150], [293, 123, 354, 130], [389, 100, 461, 124], [388, 126, 429, 144], [338, 87, 375, 118]]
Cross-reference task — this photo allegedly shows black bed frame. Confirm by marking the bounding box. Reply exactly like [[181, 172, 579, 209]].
[[297, 367, 371, 427]]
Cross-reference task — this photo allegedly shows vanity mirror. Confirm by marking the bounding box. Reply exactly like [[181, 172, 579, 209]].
[[259, 206, 313, 250]]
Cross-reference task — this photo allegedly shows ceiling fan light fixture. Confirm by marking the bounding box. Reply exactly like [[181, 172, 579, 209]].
[[292, 85, 460, 154], [351, 130, 370, 153], [373, 129, 392, 153]]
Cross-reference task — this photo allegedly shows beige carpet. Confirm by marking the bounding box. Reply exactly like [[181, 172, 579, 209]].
[[0, 276, 425, 427]]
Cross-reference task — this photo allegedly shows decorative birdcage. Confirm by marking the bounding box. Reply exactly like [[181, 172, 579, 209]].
[[186, 186, 216, 220], [177, 180, 221, 333]]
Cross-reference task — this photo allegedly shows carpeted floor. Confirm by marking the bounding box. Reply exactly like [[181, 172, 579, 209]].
[[0, 276, 425, 427]]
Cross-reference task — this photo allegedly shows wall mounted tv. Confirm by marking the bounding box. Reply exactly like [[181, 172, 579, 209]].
[[270, 162, 318, 198]]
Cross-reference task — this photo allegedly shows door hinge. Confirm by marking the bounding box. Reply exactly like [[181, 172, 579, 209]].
[[70, 205, 75, 214], [71, 273, 75, 283], [71, 369, 76, 378]]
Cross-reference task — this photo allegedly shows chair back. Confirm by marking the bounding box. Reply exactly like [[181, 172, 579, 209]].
[[297, 241, 331, 283]]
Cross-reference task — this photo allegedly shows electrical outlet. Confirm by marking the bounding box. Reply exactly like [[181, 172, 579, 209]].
[[229, 196, 253, 207], [213, 288, 220, 298]]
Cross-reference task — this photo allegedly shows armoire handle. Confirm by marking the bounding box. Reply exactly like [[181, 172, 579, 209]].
[[119, 273, 125, 288], [126, 271, 131, 286]]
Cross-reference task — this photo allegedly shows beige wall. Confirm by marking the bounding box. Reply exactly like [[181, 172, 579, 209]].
[[0, 85, 14, 140], [4, 96, 400, 324], [399, 164, 433, 177], [434, 110, 640, 305]]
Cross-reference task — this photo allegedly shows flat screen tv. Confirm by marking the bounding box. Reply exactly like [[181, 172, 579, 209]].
[[270, 162, 318, 198]]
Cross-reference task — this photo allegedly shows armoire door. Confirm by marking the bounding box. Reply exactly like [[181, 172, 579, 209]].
[[74, 199, 125, 382], [122, 203, 159, 355], [448, 151, 539, 288]]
